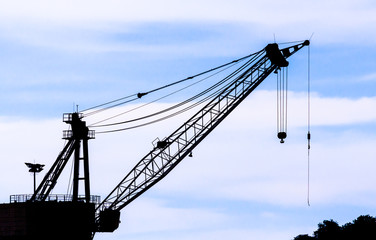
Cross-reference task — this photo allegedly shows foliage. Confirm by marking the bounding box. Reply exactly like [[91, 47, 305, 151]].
[[293, 215, 376, 240]]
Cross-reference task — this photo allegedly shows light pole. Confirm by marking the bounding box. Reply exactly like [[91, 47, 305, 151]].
[[25, 162, 45, 194]]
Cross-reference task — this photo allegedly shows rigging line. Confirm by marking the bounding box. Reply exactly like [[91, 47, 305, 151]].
[[95, 97, 207, 134], [277, 40, 307, 45], [307, 43, 311, 207], [60, 126, 74, 196], [67, 155, 75, 196], [89, 60, 243, 127], [84, 96, 139, 118], [82, 50, 262, 116], [86, 51, 257, 121], [99, 75, 238, 131], [144, 50, 263, 96], [82, 93, 138, 113], [96, 64, 257, 134], [90, 54, 259, 128], [90, 83, 204, 127], [91, 65, 242, 129]]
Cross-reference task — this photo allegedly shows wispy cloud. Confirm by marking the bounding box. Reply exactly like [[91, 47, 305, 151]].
[[359, 72, 376, 82], [1, 91, 375, 240], [1, 0, 374, 26], [2, 91, 375, 203], [1, 0, 376, 53]]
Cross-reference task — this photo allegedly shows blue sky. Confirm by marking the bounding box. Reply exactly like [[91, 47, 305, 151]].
[[1, 1, 376, 239]]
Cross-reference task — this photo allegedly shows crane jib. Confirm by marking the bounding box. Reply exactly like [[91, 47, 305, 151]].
[[94, 41, 309, 235]]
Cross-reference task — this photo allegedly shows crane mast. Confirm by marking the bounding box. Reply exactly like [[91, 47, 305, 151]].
[[30, 112, 95, 203], [95, 40, 310, 232]]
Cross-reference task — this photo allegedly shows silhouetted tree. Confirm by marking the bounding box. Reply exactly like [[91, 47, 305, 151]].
[[294, 234, 315, 240], [342, 215, 376, 240], [314, 219, 341, 240], [293, 215, 376, 240]]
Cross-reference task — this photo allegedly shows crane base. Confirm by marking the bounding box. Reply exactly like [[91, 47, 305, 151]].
[[97, 209, 121, 232], [0, 201, 95, 240]]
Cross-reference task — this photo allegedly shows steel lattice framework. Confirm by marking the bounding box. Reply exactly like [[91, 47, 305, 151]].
[[30, 113, 95, 203], [96, 42, 309, 218]]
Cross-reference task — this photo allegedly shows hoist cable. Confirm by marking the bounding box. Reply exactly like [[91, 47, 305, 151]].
[[285, 67, 288, 133], [307, 46, 311, 145], [276, 70, 279, 134], [307, 44, 311, 207], [276, 65, 289, 143], [282, 68, 285, 132], [90, 52, 261, 129], [94, 53, 260, 133]]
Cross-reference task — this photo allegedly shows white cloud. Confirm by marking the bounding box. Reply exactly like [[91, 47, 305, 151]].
[[1, 0, 375, 54], [1, 0, 374, 27], [1, 91, 376, 240], [359, 72, 376, 82], [0, 117, 63, 202], [1, 91, 376, 205], [310, 94, 376, 126], [93, 197, 306, 240], [119, 198, 227, 234]]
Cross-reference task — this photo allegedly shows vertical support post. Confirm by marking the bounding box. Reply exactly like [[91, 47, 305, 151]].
[[68, 112, 94, 203], [83, 138, 91, 203], [72, 140, 81, 202], [33, 172, 36, 194]]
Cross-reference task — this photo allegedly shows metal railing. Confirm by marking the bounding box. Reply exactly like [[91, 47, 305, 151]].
[[10, 194, 101, 205], [62, 130, 95, 139], [63, 113, 84, 122]]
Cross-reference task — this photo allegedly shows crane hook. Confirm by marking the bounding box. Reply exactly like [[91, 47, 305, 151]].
[[277, 131, 287, 144]]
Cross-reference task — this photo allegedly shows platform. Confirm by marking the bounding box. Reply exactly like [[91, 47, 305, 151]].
[[0, 195, 99, 240]]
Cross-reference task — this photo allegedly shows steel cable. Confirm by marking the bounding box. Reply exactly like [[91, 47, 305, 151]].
[[82, 50, 262, 119], [94, 53, 261, 133]]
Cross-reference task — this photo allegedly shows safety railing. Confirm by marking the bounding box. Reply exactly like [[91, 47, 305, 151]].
[[10, 194, 101, 205]]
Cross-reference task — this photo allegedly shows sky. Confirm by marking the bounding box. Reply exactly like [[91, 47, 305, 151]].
[[1, 0, 376, 239]]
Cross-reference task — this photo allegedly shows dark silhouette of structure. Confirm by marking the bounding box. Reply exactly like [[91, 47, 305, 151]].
[[0, 41, 309, 239], [25, 162, 44, 193]]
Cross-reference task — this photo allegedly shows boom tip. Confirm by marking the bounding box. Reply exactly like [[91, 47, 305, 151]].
[[303, 40, 310, 46]]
